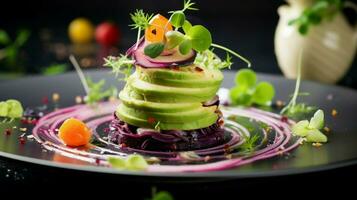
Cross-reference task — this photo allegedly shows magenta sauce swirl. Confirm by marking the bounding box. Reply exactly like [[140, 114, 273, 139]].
[[32, 101, 302, 173]]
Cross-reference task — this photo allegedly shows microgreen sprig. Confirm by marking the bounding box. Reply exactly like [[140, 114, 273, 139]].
[[229, 69, 275, 106], [129, 9, 154, 48], [70, 55, 118, 105], [84, 78, 117, 105], [239, 134, 260, 153], [104, 55, 135, 81], [292, 109, 327, 143], [280, 51, 316, 116]]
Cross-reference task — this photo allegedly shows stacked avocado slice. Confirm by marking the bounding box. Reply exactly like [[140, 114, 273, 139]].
[[116, 65, 223, 130]]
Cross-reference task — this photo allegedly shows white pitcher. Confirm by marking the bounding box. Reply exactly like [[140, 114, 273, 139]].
[[275, 0, 357, 84]]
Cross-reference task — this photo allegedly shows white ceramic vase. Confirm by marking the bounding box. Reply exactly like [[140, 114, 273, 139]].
[[275, 0, 357, 84]]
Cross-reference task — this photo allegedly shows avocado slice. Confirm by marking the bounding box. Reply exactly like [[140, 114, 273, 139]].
[[119, 90, 201, 113], [116, 104, 218, 130], [118, 103, 217, 123], [128, 74, 219, 103], [136, 65, 223, 88]]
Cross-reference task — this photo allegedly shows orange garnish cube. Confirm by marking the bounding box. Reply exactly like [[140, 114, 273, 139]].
[[58, 118, 92, 147], [145, 14, 173, 43]]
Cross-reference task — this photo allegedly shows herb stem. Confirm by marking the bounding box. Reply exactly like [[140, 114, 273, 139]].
[[211, 43, 251, 68], [135, 28, 141, 50], [280, 50, 303, 114], [69, 55, 90, 95]]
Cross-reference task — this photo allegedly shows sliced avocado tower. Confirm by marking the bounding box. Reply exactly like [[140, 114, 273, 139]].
[[117, 64, 223, 130]]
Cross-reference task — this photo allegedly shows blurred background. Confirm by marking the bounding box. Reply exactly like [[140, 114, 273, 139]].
[[0, 0, 357, 87]]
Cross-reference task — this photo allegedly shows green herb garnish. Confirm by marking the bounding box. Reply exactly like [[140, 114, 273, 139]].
[[104, 55, 135, 80], [84, 78, 117, 105], [288, 0, 343, 35], [70, 55, 117, 105], [0, 99, 24, 121], [229, 69, 275, 106], [144, 42, 165, 58], [108, 154, 148, 171], [239, 134, 260, 153], [280, 51, 316, 116], [194, 49, 232, 70], [129, 9, 154, 49], [292, 109, 327, 143]]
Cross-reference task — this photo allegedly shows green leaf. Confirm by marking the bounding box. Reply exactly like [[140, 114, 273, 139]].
[[108, 157, 126, 170], [125, 154, 148, 171], [0, 30, 11, 45], [0, 102, 9, 117], [229, 86, 252, 106], [235, 69, 256, 88], [6, 99, 23, 118], [252, 82, 275, 106], [144, 42, 165, 58], [165, 31, 185, 49], [152, 191, 174, 200], [170, 11, 186, 28], [187, 25, 212, 52], [179, 39, 192, 55], [308, 109, 324, 129], [291, 120, 309, 137], [182, 20, 192, 34], [306, 129, 327, 143]]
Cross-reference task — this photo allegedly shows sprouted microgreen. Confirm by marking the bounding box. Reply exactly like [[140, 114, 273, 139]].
[[229, 69, 275, 106], [129, 9, 154, 48], [103, 55, 135, 80], [292, 109, 327, 143], [280, 51, 316, 116]]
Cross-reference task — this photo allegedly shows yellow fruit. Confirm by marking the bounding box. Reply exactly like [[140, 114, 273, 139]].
[[68, 18, 94, 44]]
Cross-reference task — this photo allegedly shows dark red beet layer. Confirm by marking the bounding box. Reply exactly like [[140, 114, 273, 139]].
[[108, 114, 226, 151]]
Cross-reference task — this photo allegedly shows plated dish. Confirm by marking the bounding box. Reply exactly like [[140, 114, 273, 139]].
[[0, 1, 335, 174]]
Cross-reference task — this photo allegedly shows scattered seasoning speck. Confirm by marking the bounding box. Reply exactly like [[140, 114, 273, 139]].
[[75, 96, 83, 104], [147, 117, 156, 124], [225, 154, 232, 159], [276, 100, 285, 108], [19, 137, 26, 145], [95, 158, 100, 165], [331, 109, 338, 117], [323, 127, 331, 133], [12, 126, 17, 129], [42, 96, 49, 104], [27, 135, 34, 140], [312, 142, 322, 147], [4, 128, 12, 135], [204, 156, 211, 162], [280, 116, 288, 123], [194, 67, 203, 72], [19, 128, 27, 132], [52, 93, 60, 102]]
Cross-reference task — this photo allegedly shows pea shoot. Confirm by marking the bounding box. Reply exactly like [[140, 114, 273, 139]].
[[280, 52, 316, 116], [229, 69, 275, 106]]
